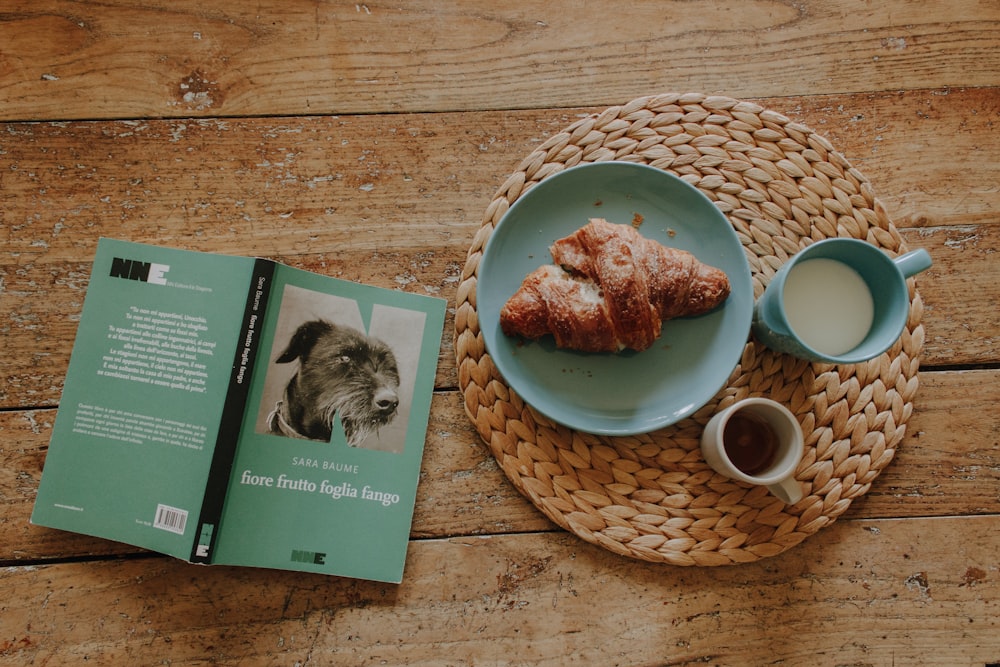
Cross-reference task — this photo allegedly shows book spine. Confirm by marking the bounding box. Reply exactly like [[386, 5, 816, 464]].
[[189, 259, 275, 563]]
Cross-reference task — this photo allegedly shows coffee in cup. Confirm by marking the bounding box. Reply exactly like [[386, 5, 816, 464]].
[[700, 398, 804, 504]]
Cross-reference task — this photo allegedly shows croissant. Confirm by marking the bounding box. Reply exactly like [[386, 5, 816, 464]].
[[499, 218, 731, 352]]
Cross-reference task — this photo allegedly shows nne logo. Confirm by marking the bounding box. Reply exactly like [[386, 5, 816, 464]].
[[290, 549, 326, 565], [110, 257, 169, 285]]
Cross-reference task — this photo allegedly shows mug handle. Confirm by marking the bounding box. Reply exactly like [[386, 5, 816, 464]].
[[767, 477, 803, 505], [893, 248, 932, 279]]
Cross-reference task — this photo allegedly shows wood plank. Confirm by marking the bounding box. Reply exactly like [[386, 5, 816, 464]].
[[3, 90, 994, 257], [3, 89, 996, 263], [1, 516, 998, 665], [1, 1, 997, 120], [780, 88, 1000, 230], [5, 371, 998, 563], [901, 226, 1000, 367], [2, 89, 998, 407], [849, 369, 1000, 517], [2, 225, 995, 407]]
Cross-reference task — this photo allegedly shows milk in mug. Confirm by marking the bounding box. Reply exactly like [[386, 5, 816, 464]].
[[781, 258, 875, 356]]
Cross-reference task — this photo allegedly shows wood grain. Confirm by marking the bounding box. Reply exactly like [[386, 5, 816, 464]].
[[2, 90, 996, 264], [2, 1, 997, 663], [4, 370, 998, 564], [1, 518, 997, 666], [2, 89, 999, 409], [1, 1, 998, 121]]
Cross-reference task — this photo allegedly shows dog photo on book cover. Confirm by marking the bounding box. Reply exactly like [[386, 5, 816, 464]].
[[256, 285, 426, 453]]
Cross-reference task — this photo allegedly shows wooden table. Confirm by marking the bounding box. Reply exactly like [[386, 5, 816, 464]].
[[2, 2, 998, 664]]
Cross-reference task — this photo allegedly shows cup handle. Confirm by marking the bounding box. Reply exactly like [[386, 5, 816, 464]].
[[767, 477, 803, 505], [893, 248, 932, 279]]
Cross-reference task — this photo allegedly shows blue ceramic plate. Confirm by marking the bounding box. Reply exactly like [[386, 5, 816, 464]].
[[477, 162, 753, 435]]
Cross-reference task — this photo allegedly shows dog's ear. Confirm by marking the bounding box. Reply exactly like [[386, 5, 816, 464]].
[[275, 320, 333, 363]]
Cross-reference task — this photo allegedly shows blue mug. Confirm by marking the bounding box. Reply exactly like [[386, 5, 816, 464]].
[[752, 238, 932, 364]]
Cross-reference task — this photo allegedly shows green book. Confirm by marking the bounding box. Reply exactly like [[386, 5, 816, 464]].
[[32, 239, 446, 583]]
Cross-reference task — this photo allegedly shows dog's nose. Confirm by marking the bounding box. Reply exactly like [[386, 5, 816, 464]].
[[374, 388, 399, 413]]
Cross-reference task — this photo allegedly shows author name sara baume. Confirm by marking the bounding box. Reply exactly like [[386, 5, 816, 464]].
[[292, 457, 359, 474]]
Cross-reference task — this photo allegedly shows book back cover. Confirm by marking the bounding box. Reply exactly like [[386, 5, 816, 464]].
[[31, 239, 253, 559]]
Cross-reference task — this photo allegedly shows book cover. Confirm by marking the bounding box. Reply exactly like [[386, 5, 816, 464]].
[[31, 239, 446, 583]]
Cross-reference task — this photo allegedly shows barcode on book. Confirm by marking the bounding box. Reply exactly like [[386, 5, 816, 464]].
[[153, 504, 188, 535]]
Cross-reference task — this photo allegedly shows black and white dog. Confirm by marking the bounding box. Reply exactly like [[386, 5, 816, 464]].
[[267, 319, 400, 446]]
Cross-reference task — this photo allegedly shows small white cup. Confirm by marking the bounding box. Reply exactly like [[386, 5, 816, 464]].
[[700, 398, 804, 504]]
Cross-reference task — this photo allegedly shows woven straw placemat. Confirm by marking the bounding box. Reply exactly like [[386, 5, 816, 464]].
[[454, 93, 924, 566]]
